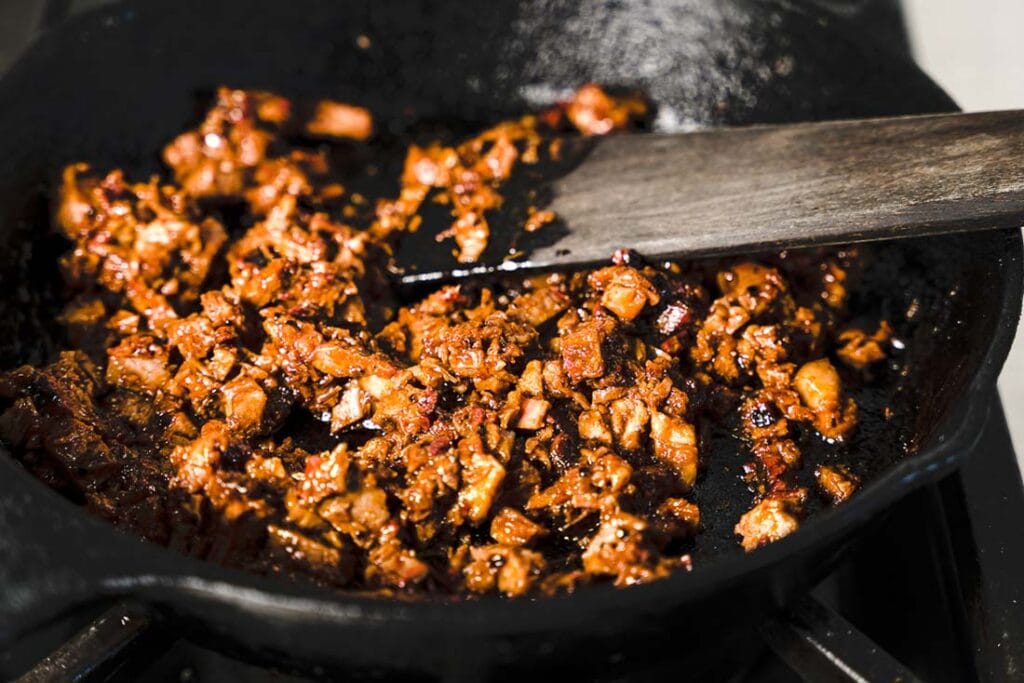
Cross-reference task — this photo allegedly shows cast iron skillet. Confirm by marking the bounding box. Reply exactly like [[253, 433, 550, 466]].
[[0, 0, 1020, 679]]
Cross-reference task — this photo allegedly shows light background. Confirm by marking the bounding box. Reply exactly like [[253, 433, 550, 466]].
[[903, 0, 1024, 472]]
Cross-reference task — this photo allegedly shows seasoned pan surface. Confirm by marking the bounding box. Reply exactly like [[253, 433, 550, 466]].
[[0, 0, 1019, 678]]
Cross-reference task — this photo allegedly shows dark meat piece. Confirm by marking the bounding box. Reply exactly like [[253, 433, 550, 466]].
[[490, 507, 547, 547], [649, 411, 698, 489], [588, 265, 660, 321], [561, 319, 611, 383], [564, 83, 648, 135], [837, 321, 892, 369], [305, 101, 374, 140], [734, 495, 802, 552], [463, 544, 546, 596], [0, 352, 119, 483], [815, 464, 860, 503], [793, 358, 857, 440]]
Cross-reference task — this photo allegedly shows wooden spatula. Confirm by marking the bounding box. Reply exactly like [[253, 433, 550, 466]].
[[395, 109, 1024, 285]]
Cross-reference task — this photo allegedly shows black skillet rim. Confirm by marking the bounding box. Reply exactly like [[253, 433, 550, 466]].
[[0, 0, 1020, 640]]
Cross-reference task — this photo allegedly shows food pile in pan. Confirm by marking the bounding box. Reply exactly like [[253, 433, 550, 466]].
[[0, 85, 893, 597]]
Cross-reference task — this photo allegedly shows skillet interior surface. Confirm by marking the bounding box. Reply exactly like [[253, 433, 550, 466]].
[[0, 0, 1019, 678]]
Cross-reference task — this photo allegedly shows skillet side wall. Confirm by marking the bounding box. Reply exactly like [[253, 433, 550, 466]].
[[0, 0, 1019, 678]]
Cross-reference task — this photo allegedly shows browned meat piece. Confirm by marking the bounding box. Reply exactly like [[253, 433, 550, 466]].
[[437, 212, 490, 263], [561, 319, 610, 383], [507, 281, 570, 327], [267, 525, 341, 567], [245, 454, 289, 485], [837, 321, 892, 369], [608, 395, 649, 451], [515, 397, 550, 430], [59, 296, 109, 353], [793, 359, 840, 411], [329, 383, 371, 432], [267, 524, 356, 585], [815, 465, 860, 503], [396, 443, 460, 536], [582, 511, 668, 586], [169, 421, 229, 494], [463, 544, 546, 596], [516, 360, 545, 396], [305, 100, 374, 140], [578, 408, 614, 444], [588, 266, 660, 321], [716, 262, 788, 315], [524, 208, 556, 233], [106, 335, 172, 393], [319, 487, 391, 544], [220, 373, 268, 434], [449, 436, 506, 525], [735, 496, 802, 552], [365, 520, 430, 588], [245, 153, 321, 215], [649, 411, 698, 488], [656, 497, 701, 538], [793, 358, 857, 440], [565, 83, 647, 135], [820, 261, 850, 310], [490, 507, 547, 547]]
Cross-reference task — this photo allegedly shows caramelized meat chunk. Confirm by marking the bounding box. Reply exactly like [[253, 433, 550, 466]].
[[794, 358, 857, 440], [582, 511, 668, 586], [735, 497, 801, 552], [561, 320, 608, 383], [490, 508, 547, 547], [267, 524, 356, 584], [463, 544, 546, 597], [837, 321, 892, 369], [515, 397, 551, 431], [565, 83, 648, 135], [589, 266, 660, 321], [815, 465, 860, 503], [450, 439, 506, 525], [305, 101, 374, 140], [650, 411, 698, 488]]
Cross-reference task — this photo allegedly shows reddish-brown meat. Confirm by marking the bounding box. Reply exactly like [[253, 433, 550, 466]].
[[0, 84, 889, 598]]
